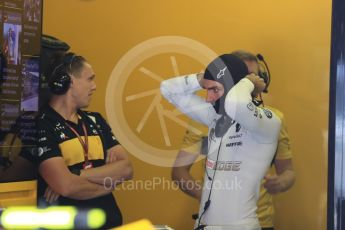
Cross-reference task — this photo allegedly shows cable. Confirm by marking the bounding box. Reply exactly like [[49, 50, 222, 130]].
[[256, 54, 271, 93], [195, 136, 224, 230]]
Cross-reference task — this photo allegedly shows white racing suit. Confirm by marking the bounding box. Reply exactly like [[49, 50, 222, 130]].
[[160, 74, 281, 230]]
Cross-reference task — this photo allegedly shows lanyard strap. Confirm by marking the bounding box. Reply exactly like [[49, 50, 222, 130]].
[[65, 121, 89, 162]]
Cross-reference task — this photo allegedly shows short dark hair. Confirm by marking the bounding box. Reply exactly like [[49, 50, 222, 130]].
[[49, 52, 87, 78], [62, 52, 87, 77]]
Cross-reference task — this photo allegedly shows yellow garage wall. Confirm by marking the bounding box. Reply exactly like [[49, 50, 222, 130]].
[[43, 1, 331, 229]]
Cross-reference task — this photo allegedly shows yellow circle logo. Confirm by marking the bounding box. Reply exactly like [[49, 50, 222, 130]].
[[105, 36, 217, 166]]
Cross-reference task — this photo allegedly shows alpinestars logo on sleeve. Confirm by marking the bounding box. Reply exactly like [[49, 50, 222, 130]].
[[217, 67, 227, 79]]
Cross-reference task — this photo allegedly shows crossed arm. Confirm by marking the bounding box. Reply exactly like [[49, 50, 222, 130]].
[[40, 145, 133, 201], [81, 145, 133, 185]]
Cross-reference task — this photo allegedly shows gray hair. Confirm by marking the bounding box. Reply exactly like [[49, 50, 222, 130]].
[[230, 50, 258, 63]]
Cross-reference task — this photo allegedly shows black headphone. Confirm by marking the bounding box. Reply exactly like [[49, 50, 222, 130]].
[[256, 53, 271, 93], [48, 53, 76, 95]]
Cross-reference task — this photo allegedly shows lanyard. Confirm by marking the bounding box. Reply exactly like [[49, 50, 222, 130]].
[[65, 120, 90, 163]]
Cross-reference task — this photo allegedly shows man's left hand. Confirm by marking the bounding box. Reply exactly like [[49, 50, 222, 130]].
[[263, 174, 285, 194]]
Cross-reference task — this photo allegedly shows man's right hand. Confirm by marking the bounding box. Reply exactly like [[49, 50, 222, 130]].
[[246, 73, 266, 97]]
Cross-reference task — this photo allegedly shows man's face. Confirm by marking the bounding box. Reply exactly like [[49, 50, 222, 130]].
[[204, 79, 225, 103], [204, 59, 260, 103], [70, 62, 96, 108]]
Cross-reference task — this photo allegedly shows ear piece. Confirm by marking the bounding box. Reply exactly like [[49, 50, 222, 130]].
[[49, 64, 71, 95], [258, 68, 269, 93], [256, 53, 271, 93], [48, 53, 76, 95]]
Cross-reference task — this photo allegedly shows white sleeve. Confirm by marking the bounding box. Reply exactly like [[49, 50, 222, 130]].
[[160, 74, 217, 127], [224, 78, 281, 143]]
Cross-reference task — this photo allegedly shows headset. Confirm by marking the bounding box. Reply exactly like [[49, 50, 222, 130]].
[[48, 53, 76, 95], [251, 53, 271, 107], [256, 53, 271, 93]]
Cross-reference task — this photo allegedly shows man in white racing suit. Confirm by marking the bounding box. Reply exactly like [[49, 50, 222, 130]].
[[160, 54, 281, 230]]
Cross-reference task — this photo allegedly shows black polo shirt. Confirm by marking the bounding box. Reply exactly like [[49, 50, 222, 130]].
[[36, 105, 122, 229]]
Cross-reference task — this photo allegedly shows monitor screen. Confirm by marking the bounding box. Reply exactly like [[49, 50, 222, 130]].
[[0, 0, 42, 175]]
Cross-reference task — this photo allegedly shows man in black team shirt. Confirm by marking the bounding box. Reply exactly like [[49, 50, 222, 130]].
[[36, 52, 133, 229]]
